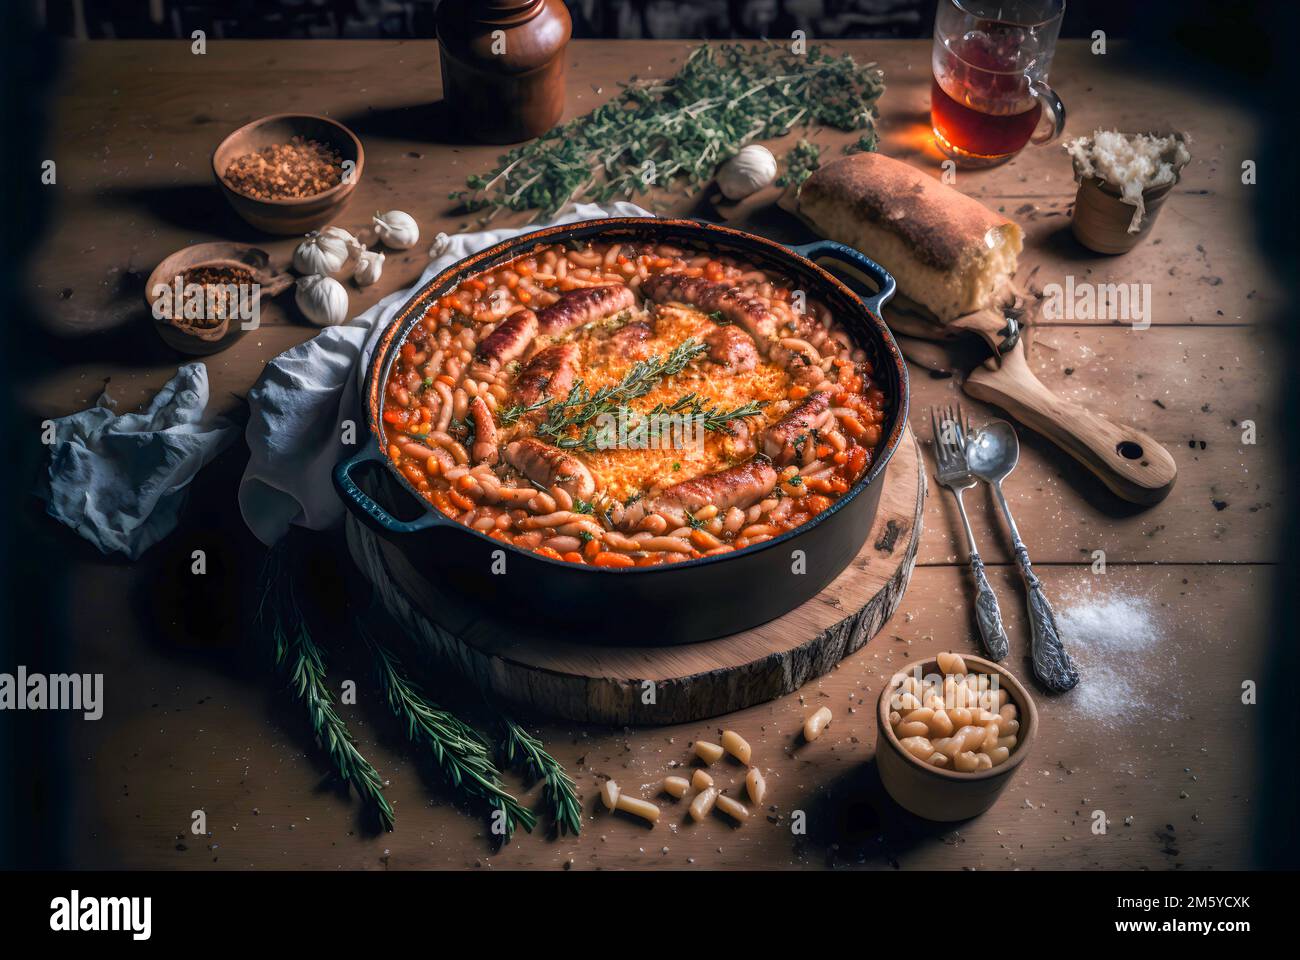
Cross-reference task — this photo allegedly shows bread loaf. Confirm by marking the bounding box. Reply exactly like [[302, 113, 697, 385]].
[[798, 153, 1023, 322]]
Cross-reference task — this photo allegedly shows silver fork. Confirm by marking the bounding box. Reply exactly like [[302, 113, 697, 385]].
[[930, 404, 1010, 661]]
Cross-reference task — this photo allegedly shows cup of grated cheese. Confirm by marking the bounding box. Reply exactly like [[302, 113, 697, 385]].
[[876, 652, 1037, 821], [1066, 130, 1190, 254]]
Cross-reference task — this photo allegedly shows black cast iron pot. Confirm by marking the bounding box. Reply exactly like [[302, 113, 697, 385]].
[[334, 217, 908, 645]]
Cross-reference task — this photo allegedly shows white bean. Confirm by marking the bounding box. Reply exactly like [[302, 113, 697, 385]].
[[745, 768, 766, 806], [714, 794, 749, 822], [803, 706, 832, 742], [937, 652, 968, 675], [720, 730, 751, 765], [615, 794, 661, 824], [662, 776, 689, 799], [694, 741, 724, 764], [689, 787, 719, 822]]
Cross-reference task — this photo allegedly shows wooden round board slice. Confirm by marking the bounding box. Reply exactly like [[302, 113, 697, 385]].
[[346, 427, 925, 725]]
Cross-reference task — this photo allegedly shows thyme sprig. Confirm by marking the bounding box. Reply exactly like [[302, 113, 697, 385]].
[[257, 545, 395, 831], [775, 139, 823, 188], [537, 338, 706, 445], [502, 719, 582, 837], [453, 43, 885, 218], [361, 625, 536, 839]]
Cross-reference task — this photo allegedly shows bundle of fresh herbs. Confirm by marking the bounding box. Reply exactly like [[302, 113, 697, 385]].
[[257, 539, 580, 838], [453, 43, 885, 219]]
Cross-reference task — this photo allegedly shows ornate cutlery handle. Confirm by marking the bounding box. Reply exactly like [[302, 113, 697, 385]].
[[969, 552, 1010, 661], [1012, 542, 1080, 692]]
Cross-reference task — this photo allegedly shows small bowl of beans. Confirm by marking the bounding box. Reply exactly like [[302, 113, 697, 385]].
[[876, 652, 1037, 822], [212, 114, 364, 235]]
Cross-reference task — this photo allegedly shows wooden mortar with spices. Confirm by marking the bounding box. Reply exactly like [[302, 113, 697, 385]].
[[146, 242, 293, 355], [436, 0, 571, 144]]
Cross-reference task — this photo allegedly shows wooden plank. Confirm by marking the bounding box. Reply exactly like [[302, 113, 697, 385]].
[[64, 562, 1265, 870], [912, 323, 1280, 566]]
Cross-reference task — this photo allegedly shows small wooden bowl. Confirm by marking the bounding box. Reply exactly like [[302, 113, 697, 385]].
[[146, 241, 294, 355], [1071, 176, 1175, 255], [876, 654, 1038, 822], [212, 113, 364, 235]]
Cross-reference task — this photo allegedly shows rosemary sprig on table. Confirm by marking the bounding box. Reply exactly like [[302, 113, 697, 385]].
[[537, 338, 707, 445], [257, 545, 395, 831], [453, 43, 884, 218], [361, 625, 536, 839], [502, 719, 582, 837]]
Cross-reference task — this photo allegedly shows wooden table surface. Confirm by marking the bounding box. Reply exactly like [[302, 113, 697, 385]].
[[18, 39, 1279, 870]]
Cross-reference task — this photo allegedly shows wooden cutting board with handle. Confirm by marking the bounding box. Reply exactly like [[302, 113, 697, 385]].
[[962, 338, 1177, 504]]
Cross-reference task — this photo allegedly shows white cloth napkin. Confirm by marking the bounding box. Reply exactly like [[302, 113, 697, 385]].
[[238, 201, 653, 546], [36, 362, 237, 559]]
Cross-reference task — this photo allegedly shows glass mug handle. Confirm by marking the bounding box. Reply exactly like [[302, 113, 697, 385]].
[[1028, 79, 1066, 145]]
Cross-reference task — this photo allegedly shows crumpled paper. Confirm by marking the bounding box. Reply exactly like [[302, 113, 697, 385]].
[[237, 201, 653, 546], [36, 362, 237, 559]]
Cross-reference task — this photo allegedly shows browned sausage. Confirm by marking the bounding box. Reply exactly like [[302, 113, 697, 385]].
[[467, 395, 498, 465], [513, 343, 580, 408], [704, 324, 758, 374], [762, 391, 832, 465], [641, 273, 776, 344], [621, 460, 777, 529], [473, 309, 538, 373], [504, 438, 596, 500], [605, 321, 654, 361], [536, 285, 637, 336]]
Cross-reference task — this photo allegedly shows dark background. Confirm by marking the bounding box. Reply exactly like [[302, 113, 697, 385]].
[[2, 1, 1297, 872], [41, 0, 1133, 40]]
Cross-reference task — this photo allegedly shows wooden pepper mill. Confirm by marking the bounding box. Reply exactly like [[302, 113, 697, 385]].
[[436, 0, 572, 144]]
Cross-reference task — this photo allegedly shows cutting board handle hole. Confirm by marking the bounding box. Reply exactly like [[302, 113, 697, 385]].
[[1116, 440, 1144, 460]]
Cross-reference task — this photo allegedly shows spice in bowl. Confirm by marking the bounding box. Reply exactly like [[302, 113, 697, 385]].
[[152, 263, 256, 332], [222, 136, 344, 201]]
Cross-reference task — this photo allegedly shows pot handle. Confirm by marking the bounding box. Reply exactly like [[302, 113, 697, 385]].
[[788, 240, 897, 317], [333, 441, 442, 536]]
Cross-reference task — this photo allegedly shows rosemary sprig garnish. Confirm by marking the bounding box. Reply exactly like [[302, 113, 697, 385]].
[[498, 396, 551, 426], [537, 339, 706, 444], [257, 545, 395, 831], [647, 393, 768, 434], [502, 719, 582, 837], [454, 43, 884, 219], [360, 625, 536, 839]]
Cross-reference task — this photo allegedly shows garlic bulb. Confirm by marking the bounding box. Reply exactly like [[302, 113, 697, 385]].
[[428, 232, 452, 259], [353, 249, 385, 287], [716, 145, 778, 200], [373, 210, 419, 250], [295, 274, 349, 326], [293, 228, 357, 278]]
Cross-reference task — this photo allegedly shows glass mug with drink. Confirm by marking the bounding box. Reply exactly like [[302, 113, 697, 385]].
[[931, 0, 1067, 167]]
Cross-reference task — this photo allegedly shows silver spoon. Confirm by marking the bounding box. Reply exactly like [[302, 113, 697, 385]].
[[967, 419, 1080, 692]]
